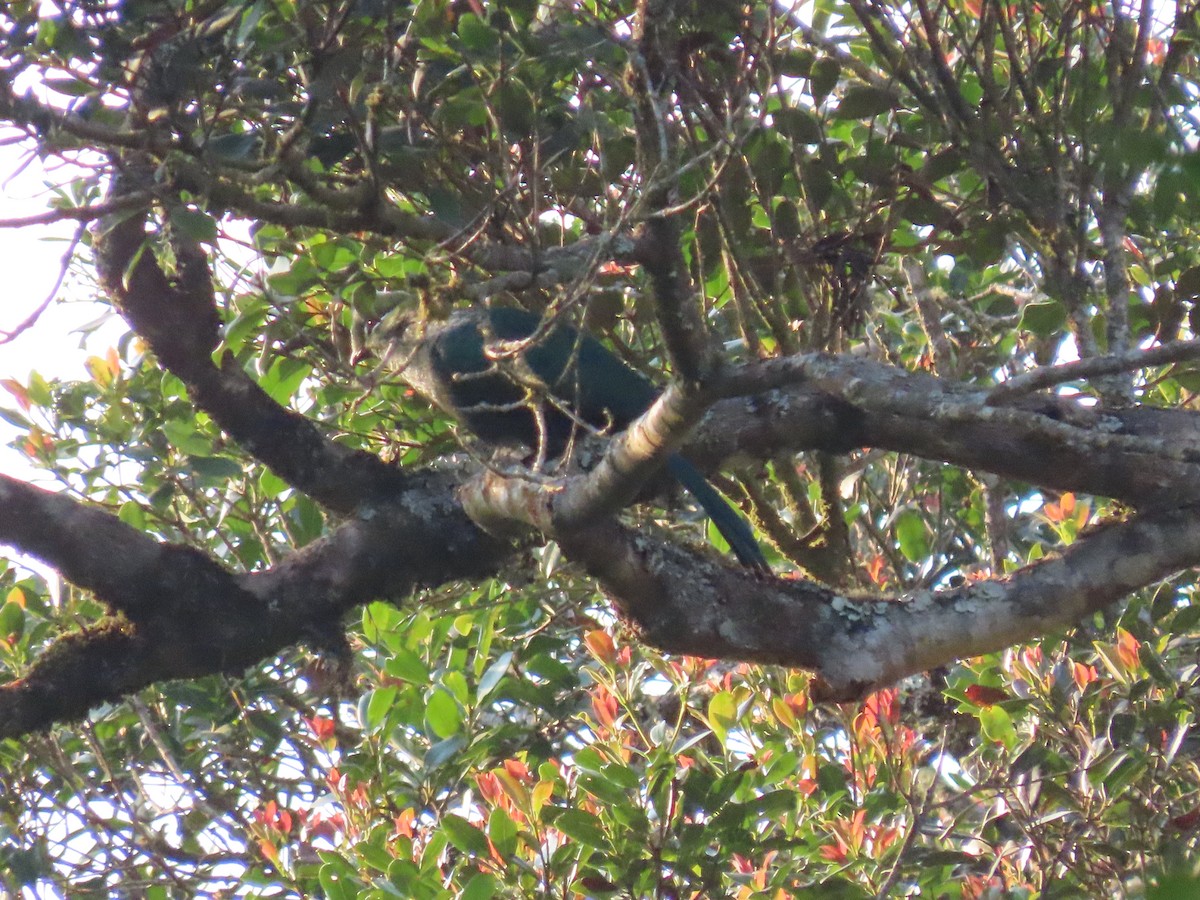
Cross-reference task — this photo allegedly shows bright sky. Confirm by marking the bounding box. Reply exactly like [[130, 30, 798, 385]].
[[0, 141, 126, 475]]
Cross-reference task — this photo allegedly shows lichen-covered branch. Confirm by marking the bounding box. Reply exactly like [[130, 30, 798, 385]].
[[0, 470, 510, 739], [559, 504, 1200, 699]]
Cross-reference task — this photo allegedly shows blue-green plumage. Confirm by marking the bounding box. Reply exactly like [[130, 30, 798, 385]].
[[374, 306, 767, 571]]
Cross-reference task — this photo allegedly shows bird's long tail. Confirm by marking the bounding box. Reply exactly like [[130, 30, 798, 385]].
[[666, 455, 769, 572]]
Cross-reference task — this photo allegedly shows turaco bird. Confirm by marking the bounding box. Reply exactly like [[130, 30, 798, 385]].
[[369, 304, 768, 572]]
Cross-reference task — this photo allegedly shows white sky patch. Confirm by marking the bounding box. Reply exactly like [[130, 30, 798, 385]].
[[0, 137, 127, 583]]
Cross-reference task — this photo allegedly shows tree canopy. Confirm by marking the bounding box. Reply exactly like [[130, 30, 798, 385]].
[[4, 0, 1200, 896]]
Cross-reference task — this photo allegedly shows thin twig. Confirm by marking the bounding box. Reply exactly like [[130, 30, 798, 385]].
[[0, 191, 151, 229], [0, 224, 82, 344], [987, 339, 1200, 402]]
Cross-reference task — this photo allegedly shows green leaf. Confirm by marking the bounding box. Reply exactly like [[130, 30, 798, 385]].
[[1148, 870, 1200, 899], [457, 14, 498, 52], [576, 772, 629, 807], [810, 57, 840, 106], [0, 601, 25, 642], [796, 879, 873, 899], [425, 734, 467, 769], [460, 873, 499, 900], [442, 669, 470, 705], [161, 419, 213, 455], [776, 107, 822, 144], [488, 808, 519, 859], [361, 686, 398, 732], [476, 651, 512, 701], [1176, 266, 1200, 301], [43, 76, 94, 97], [117, 500, 147, 530], [441, 814, 492, 857], [778, 48, 815, 78], [207, 132, 260, 161], [309, 240, 362, 272], [424, 688, 462, 738], [978, 706, 1018, 750], [385, 647, 431, 684], [894, 509, 929, 562], [1019, 300, 1067, 336], [817, 762, 848, 796], [551, 808, 609, 850], [317, 860, 359, 900], [187, 456, 245, 480], [168, 208, 219, 245], [258, 469, 288, 499], [834, 85, 897, 119], [708, 690, 738, 746], [259, 358, 310, 404]]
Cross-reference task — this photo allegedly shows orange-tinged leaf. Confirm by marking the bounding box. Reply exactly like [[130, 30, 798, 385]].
[[1021, 645, 1044, 670], [597, 261, 636, 276], [6, 587, 26, 608], [1044, 492, 1075, 523], [856, 688, 899, 737], [494, 769, 530, 809], [1076, 503, 1091, 529], [258, 838, 279, 864], [592, 686, 619, 730], [306, 715, 336, 741], [584, 628, 617, 664], [475, 772, 502, 804], [819, 838, 848, 862], [22, 428, 54, 456], [1, 379, 30, 411], [502, 758, 530, 782], [85, 353, 118, 386], [865, 554, 887, 586], [303, 294, 329, 322], [394, 808, 416, 838], [785, 691, 808, 718], [1116, 627, 1141, 671], [1071, 661, 1098, 691]]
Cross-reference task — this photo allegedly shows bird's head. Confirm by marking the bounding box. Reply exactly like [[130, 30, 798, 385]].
[[351, 289, 429, 367]]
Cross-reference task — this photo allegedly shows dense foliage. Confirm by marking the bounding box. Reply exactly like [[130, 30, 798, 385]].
[[5, 0, 1200, 896]]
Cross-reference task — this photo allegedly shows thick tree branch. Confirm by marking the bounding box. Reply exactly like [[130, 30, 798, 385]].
[[0, 475, 198, 616], [93, 171, 405, 514], [11, 342, 1200, 733], [560, 503, 1200, 700], [704, 353, 1200, 508], [465, 344, 1200, 541], [0, 470, 510, 739]]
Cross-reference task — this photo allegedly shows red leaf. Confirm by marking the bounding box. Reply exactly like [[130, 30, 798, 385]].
[[964, 684, 1010, 707]]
